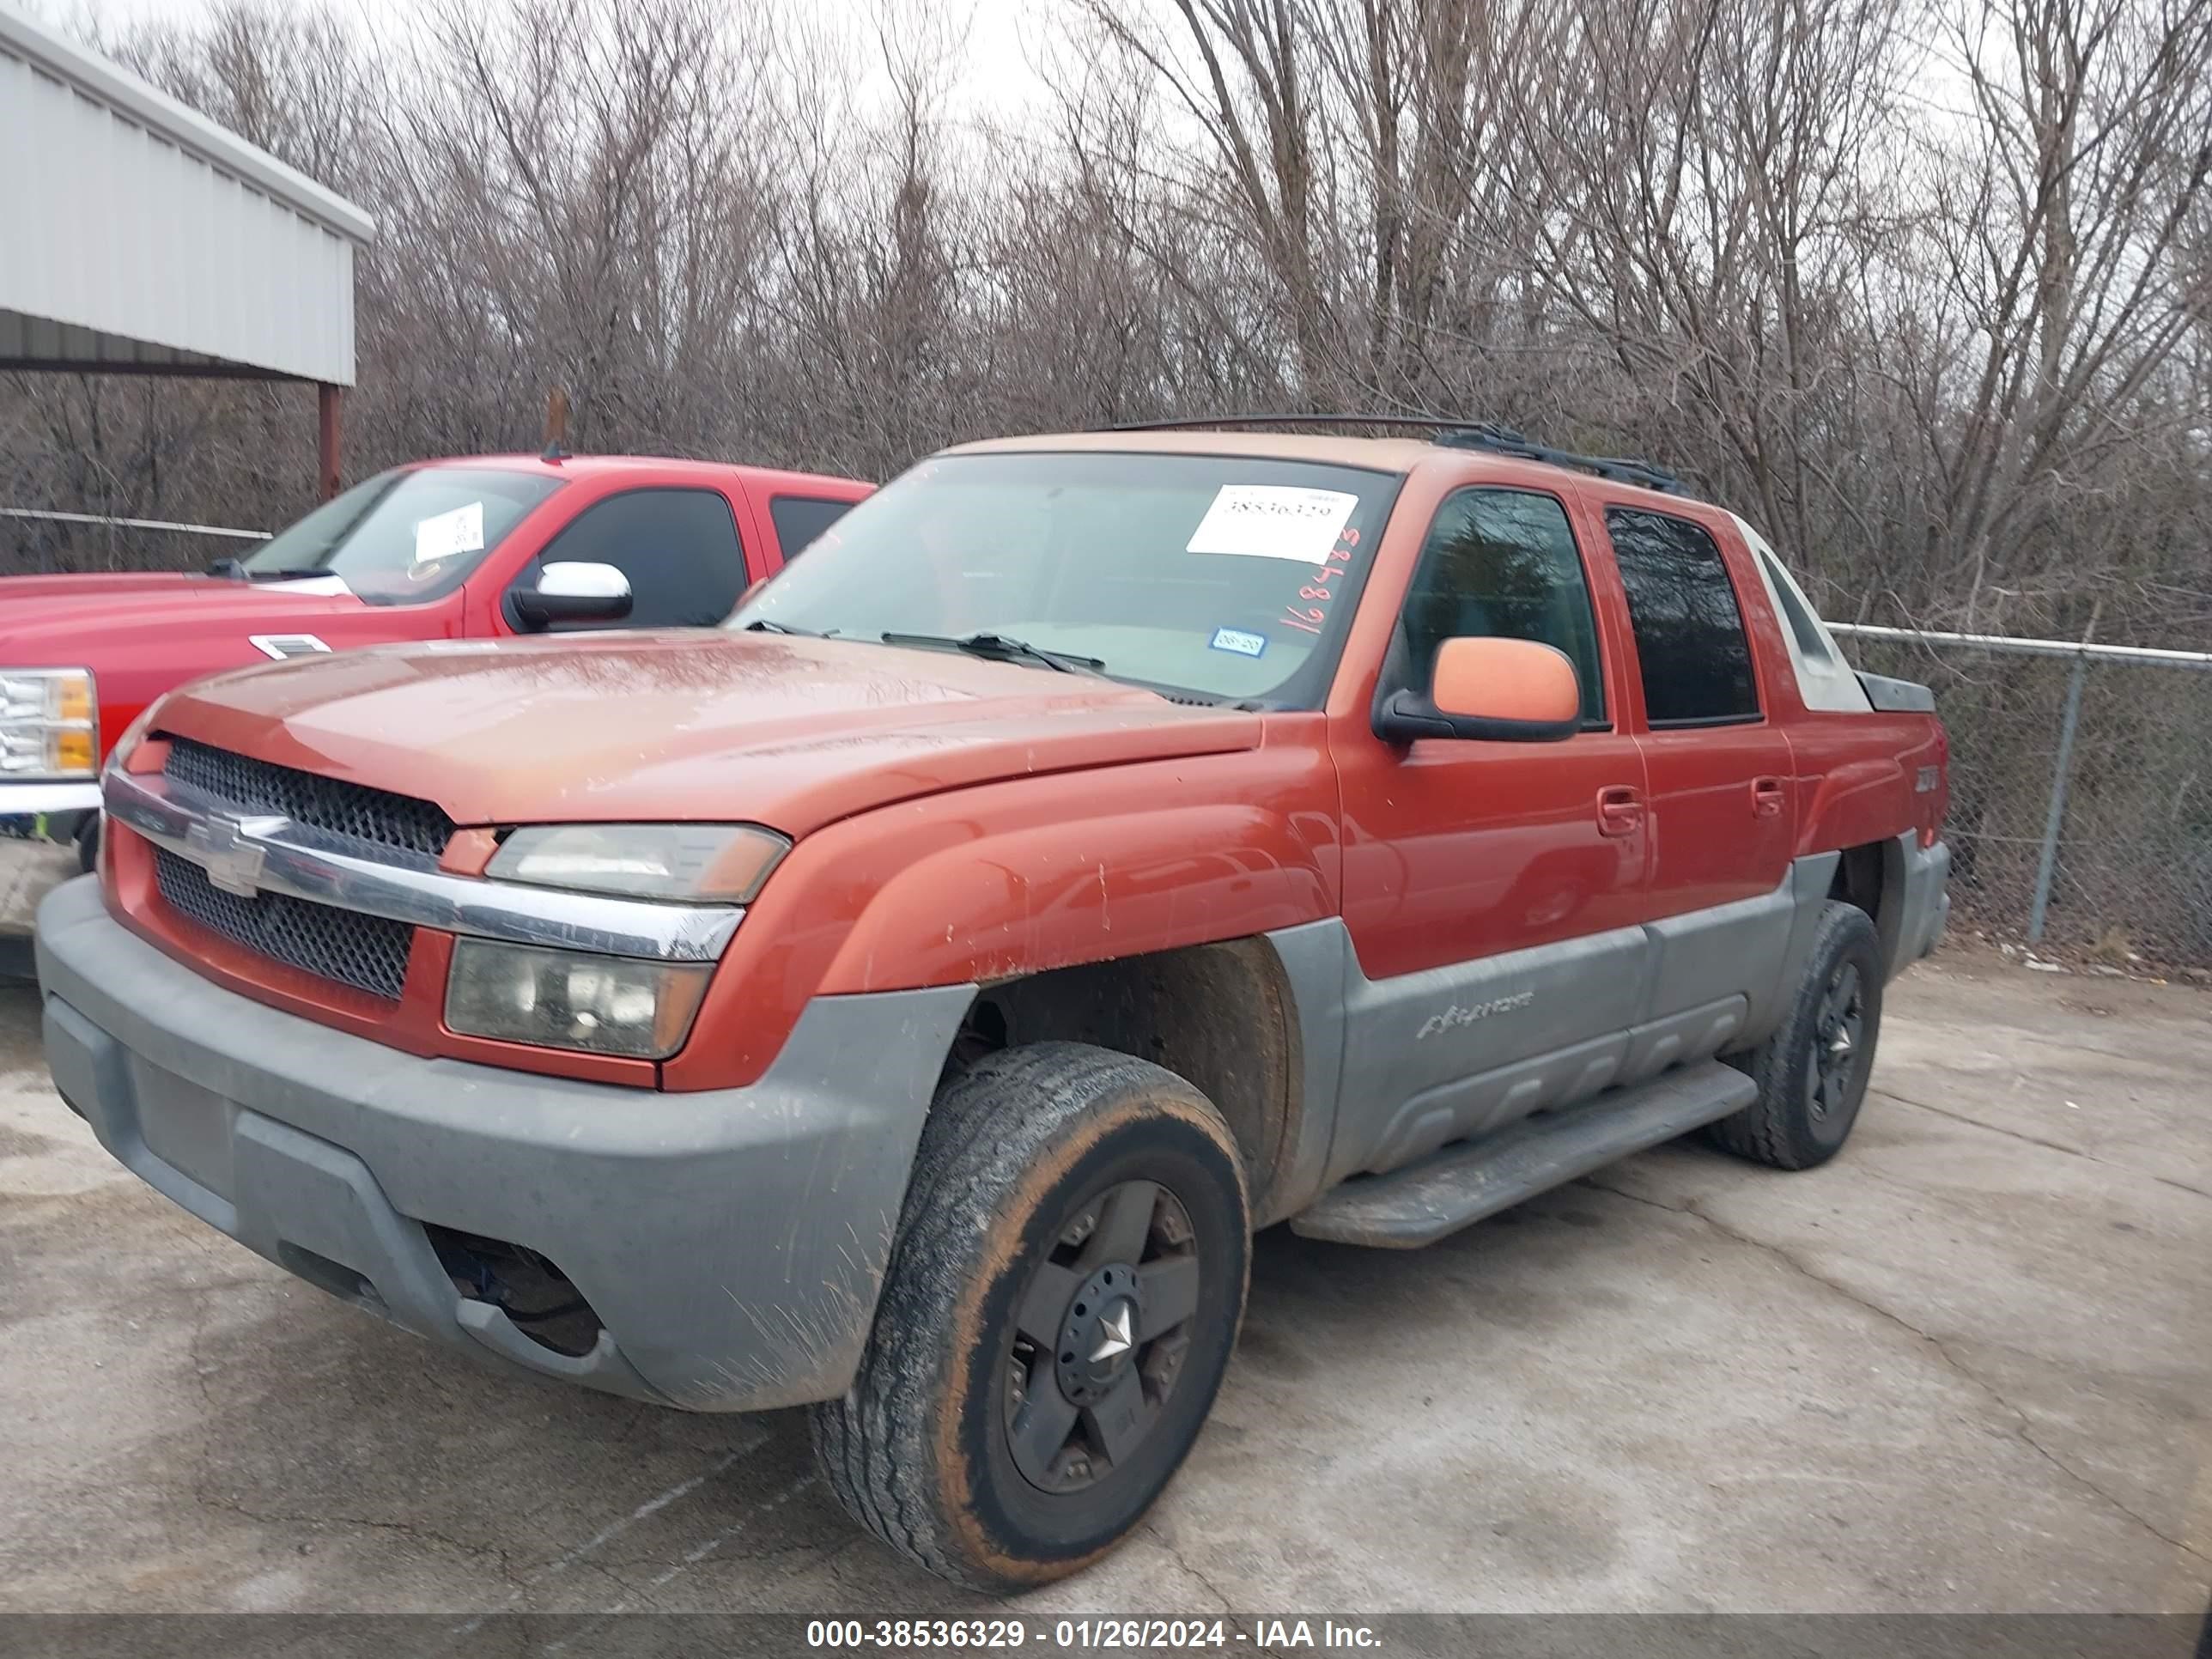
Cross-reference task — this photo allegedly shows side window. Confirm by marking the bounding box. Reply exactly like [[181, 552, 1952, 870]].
[[1756, 546, 1833, 662], [769, 495, 854, 561], [520, 489, 748, 629], [1604, 507, 1759, 726], [1400, 489, 1606, 725]]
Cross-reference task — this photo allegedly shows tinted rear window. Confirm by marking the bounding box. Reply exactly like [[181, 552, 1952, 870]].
[[769, 495, 855, 560], [1604, 507, 1759, 726]]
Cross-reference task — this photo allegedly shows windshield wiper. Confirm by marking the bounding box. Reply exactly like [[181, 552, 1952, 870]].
[[881, 632, 1107, 676], [204, 558, 326, 582], [743, 618, 821, 636]]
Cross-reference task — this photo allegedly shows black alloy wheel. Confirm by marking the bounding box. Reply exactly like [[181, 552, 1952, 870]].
[[812, 1042, 1249, 1592], [1005, 1177, 1202, 1493], [1709, 899, 1886, 1170], [1808, 958, 1866, 1123]]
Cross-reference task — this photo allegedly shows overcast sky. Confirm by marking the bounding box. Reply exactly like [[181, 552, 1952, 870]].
[[39, 0, 1981, 161], [49, 0, 1061, 118]]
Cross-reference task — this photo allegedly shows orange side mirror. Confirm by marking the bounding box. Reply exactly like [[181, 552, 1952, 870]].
[[1432, 636, 1581, 727], [1375, 635, 1582, 744]]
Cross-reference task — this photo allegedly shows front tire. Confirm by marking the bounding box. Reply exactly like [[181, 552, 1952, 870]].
[[1708, 901, 1885, 1170], [811, 1042, 1249, 1593]]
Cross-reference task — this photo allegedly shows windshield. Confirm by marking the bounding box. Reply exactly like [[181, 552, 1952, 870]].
[[726, 450, 1403, 705], [241, 467, 564, 605]]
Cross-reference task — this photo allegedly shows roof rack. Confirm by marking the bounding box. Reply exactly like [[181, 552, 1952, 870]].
[[1101, 413, 1686, 495]]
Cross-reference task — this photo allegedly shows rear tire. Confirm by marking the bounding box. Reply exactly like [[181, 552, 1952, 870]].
[[811, 1042, 1249, 1593], [1708, 901, 1884, 1170]]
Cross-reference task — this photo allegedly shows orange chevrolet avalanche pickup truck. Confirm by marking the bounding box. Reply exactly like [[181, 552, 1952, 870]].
[[35, 419, 1949, 1590]]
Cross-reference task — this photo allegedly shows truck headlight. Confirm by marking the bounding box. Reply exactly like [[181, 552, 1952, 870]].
[[445, 939, 712, 1060], [0, 667, 98, 779], [487, 823, 789, 902], [454, 823, 781, 1060]]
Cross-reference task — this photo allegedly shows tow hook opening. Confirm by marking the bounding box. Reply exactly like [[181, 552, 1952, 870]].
[[425, 1224, 605, 1358], [277, 1242, 378, 1309]]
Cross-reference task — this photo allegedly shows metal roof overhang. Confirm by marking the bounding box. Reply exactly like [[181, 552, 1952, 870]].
[[0, 3, 375, 387]]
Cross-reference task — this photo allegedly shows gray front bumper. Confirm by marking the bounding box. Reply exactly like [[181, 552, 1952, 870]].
[[35, 877, 973, 1412]]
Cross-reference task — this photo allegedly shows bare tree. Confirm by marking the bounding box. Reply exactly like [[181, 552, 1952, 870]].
[[1880, 0, 2212, 630], [3, 0, 2207, 659]]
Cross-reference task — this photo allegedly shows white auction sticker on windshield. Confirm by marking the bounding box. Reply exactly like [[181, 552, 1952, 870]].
[[1186, 485, 1358, 563], [413, 501, 484, 563]]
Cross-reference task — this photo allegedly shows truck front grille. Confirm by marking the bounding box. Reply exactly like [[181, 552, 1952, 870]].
[[163, 738, 455, 861], [155, 847, 415, 1000], [147, 738, 449, 1000]]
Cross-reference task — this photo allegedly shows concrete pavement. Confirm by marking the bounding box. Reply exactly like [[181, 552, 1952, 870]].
[[1, 945, 2205, 1615]]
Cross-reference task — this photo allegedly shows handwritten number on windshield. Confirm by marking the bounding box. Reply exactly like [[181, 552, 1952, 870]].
[[1281, 524, 1360, 635]]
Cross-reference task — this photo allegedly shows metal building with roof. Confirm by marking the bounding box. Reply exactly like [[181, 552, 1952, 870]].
[[0, 2, 375, 492]]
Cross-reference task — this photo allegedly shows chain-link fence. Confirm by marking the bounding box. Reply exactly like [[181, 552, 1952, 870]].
[[1832, 623, 2212, 968]]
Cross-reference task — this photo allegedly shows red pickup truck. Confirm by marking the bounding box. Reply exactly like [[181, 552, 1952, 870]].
[[1, 453, 870, 937], [36, 420, 1948, 1591]]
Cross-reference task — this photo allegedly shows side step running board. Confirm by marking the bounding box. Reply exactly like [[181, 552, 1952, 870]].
[[1289, 1060, 1758, 1249]]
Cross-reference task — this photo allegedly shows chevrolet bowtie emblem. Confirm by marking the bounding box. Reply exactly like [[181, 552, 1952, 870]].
[[185, 813, 289, 897], [1091, 1302, 1134, 1363]]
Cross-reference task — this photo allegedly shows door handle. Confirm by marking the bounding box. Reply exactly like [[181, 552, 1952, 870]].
[[1596, 785, 1644, 838], [1753, 776, 1786, 819]]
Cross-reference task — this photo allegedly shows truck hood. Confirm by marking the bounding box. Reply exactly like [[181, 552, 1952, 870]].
[[149, 632, 1265, 835], [0, 573, 368, 662]]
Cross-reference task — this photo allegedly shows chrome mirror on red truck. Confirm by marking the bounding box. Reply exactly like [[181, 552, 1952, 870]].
[[512, 561, 633, 630]]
